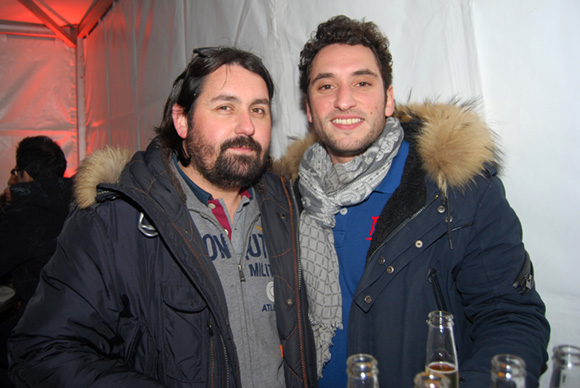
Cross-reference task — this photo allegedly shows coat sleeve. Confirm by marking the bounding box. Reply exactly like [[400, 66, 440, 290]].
[[0, 203, 27, 278], [7, 207, 165, 388], [454, 175, 550, 388], [0, 203, 50, 279]]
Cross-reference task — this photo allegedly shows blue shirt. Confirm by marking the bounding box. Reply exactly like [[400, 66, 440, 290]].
[[318, 140, 409, 387]]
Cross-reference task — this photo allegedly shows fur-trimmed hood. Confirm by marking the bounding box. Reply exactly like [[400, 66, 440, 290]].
[[273, 101, 499, 196], [74, 146, 133, 209]]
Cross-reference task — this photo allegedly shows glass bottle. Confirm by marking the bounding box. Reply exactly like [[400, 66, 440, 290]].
[[490, 354, 526, 388], [414, 371, 451, 387], [346, 353, 379, 388], [425, 311, 459, 388], [549, 345, 580, 388]]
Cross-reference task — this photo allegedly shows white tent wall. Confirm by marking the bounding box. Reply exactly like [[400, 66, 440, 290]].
[[82, 0, 189, 154], [0, 34, 79, 183], [472, 2, 580, 386]]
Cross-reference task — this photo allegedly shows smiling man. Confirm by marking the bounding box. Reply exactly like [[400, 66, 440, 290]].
[[275, 15, 550, 388], [9, 47, 317, 388]]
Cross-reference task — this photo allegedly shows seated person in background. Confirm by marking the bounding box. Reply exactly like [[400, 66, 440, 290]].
[[0, 135, 72, 307], [0, 135, 72, 386]]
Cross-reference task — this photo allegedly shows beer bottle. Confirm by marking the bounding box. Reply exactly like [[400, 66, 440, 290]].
[[346, 353, 379, 388], [425, 311, 459, 388], [490, 354, 526, 388], [549, 345, 580, 388], [414, 371, 451, 387]]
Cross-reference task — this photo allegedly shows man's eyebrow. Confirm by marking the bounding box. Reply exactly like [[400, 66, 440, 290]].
[[211, 94, 240, 103], [311, 72, 334, 84], [252, 98, 270, 106], [353, 69, 379, 78], [311, 69, 379, 84], [210, 95, 270, 106]]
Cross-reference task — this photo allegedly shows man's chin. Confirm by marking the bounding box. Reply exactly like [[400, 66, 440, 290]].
[[209, 160, 267, 189]]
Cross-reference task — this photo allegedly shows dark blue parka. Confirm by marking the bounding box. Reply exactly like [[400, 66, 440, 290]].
[[275, 102, 550, 388], [9, 140, 317, 388]]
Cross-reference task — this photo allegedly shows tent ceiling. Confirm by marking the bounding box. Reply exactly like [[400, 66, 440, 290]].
[[0, 0, 115, 47]]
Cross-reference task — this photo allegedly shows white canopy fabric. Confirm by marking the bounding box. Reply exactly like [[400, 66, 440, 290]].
[[0, 0, 578, 385], [0, 34, 78, 177], [81, 0, 486, 158]]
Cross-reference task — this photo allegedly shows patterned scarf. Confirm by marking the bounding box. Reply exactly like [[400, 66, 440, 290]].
[[298, 117, 404, 376]]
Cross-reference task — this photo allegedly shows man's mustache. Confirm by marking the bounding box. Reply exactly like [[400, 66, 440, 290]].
[[220, 136, 262, 153]]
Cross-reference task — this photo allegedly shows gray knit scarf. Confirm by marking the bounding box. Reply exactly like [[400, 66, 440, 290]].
[[298, 117, 404, 376]]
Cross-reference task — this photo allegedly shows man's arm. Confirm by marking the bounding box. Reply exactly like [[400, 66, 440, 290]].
[[0, 202, 34, 279], [456, 176, 550, 388], [8, 208, 164, 387]]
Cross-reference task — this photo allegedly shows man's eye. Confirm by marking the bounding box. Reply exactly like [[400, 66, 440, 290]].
[[218, 106, 232, 111], [357, 81, 371, 87], [319, 84, 333, 90]]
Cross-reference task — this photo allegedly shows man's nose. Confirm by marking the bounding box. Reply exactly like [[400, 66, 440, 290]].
[[334, 86, 356, 111], [235, 111, 256, 136]]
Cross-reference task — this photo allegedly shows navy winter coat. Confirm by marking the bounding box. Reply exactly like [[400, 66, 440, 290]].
[[9, 140, 317, 388], [275, 102, 550, 388]]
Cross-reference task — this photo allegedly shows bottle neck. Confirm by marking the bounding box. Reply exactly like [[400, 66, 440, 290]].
[[552, 345, 580, 369], [413, 371, 450, 388], [490, 354, 527, 388], [427, 310, 454, 329], [346, 354, 379, 388]]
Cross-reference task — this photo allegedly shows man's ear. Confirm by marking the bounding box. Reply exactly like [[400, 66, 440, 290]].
[[384, 85, 395, 117], [305, 99, 313, 123], [172, 104, 188, 139]]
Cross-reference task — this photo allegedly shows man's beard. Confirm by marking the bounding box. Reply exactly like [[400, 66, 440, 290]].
[[187, 134, 270, 190]]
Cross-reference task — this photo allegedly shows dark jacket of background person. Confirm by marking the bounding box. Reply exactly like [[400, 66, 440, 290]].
[[0, 177, 72, 302], [274, 102, 550, 388], [8, 140, 317, 388]]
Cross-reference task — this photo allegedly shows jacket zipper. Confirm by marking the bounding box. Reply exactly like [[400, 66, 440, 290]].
[[288, 181, 302, 291], [282, 176, 309, 388], [237, 212, 261, 283], [367, 194, 440, 262], [427, 268, 448, 311], [219, 332, 230, 387]]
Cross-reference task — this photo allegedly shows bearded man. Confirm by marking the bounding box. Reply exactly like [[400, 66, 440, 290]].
[[8, 47, 317, 388]]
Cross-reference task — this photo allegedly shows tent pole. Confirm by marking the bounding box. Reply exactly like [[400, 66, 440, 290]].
[[76, 38, 87, 165]]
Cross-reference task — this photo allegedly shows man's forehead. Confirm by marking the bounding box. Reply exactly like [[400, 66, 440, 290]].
[[202, 64, 269, 100], [310, 44, 380, 78]]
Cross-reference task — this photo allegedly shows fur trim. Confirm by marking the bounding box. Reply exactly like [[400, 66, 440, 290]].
[[272, 132, 318, 181], [272, 102, 498, 195], [74, 146, 133, 209], [398, 101, 497, 195]]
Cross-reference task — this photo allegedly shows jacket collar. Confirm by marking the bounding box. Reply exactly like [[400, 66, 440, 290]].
[[273, 101, 499, 197]]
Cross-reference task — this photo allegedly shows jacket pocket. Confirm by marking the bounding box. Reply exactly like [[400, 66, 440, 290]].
[[161, 282, 211, 384]]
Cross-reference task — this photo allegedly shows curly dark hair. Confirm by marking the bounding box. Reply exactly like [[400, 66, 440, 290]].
[[16, 136, 67, 179], [155, 47, 274, 167], [298, 15, 393, 97]]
